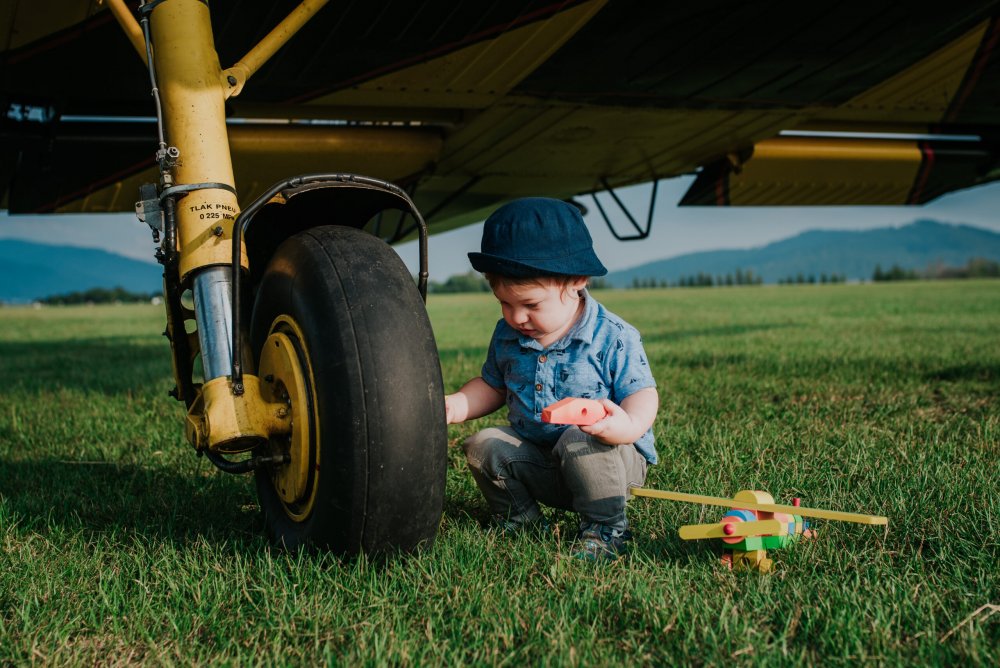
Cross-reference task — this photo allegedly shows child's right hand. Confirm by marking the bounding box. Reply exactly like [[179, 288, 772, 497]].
[[445, 378, 506, 425], [444, 393, 467, 424]]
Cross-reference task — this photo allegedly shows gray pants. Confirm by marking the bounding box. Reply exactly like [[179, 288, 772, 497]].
[[463, 426, 648, 532]]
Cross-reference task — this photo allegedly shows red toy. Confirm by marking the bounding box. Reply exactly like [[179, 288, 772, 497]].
[[541, 398, 608, 425]]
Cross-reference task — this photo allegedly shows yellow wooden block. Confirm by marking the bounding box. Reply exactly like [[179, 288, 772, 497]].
[[734, 489, 774, 505], [679, 519, 784, 540], [733, 549, 767, 570]]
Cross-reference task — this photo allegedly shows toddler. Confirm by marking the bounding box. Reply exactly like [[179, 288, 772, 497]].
[[445, 198, 658, 561]]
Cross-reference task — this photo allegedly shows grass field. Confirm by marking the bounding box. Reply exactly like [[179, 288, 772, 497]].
[[1, 281, 998, 665]]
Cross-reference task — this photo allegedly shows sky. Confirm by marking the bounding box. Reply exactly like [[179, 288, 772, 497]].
[[1, 176, 998, 283]]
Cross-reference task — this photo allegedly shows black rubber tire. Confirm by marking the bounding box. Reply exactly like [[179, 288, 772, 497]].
[[250, 225, 447, 555]]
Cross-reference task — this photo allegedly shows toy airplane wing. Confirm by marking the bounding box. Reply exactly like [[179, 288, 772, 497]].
[[632, 488, 889, 526], [3, 1, 999, 224]]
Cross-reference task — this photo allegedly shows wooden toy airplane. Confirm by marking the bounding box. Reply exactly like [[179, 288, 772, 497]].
[[631, 488, 888, 573], [541, 398, 608, 426]]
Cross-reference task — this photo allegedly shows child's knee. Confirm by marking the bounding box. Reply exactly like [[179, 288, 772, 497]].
[[462, 427, 513, 474], [552, 426, 602, 460]]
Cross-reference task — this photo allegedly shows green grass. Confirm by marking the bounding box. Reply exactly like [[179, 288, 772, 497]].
[[1, 282, 998, 665]]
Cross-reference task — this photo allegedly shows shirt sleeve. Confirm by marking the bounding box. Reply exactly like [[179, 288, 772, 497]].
[[607, 324, 656, 402], [480, 321, 506, 391]]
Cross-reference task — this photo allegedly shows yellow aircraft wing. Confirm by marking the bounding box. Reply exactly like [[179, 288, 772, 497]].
[[2, 1, 999, 230]]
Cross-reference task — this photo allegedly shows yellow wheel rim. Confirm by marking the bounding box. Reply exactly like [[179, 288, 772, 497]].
[[257, 315, 320, 522]]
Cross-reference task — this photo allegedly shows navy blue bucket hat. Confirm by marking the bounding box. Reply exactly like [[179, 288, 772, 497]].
[[468, 198, 607, 277]]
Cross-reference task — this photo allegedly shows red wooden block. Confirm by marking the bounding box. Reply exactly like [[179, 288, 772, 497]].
[[541, 398, 608, 425]]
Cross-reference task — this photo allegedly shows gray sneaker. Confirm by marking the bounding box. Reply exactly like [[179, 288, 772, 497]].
[[573, 523, 631, 561]]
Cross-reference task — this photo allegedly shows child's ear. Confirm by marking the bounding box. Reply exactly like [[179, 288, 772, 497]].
[[570, 276, 589, 294]]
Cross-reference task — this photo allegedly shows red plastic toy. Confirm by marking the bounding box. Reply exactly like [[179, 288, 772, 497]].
[[541, 398, 608, 425]]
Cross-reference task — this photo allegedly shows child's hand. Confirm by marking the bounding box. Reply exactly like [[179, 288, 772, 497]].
[[444, 393, 467, 424], [579, 399, 632, 444], [445, 378, 506, 425], [580, 389, 658, 445]]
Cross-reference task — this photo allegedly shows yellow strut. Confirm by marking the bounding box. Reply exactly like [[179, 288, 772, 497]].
[[222, 0, 331, 98], [104, 0, 147, 65], [149, 0, 244, 279], [632, 488, 888, 526]]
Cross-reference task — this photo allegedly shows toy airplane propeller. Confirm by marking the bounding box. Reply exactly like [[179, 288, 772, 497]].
[[632, 488, 888, 573]]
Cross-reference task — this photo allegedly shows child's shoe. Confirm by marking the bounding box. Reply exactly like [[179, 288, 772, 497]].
[[490, 514, 551, 536], [573, 523, 631, 561]]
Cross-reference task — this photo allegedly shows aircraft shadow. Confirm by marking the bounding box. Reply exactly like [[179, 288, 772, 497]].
[[0, 336, 174, 397], [0, 458, 262, 548]]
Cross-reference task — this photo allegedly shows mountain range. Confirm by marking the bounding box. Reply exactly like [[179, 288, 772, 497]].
[[604, 220, 1000, 287], [2, 219, 998, 302], [0, 240, 162, 303]]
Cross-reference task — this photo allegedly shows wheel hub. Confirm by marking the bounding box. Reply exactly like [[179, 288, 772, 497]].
[[257, 316, 319, 521]]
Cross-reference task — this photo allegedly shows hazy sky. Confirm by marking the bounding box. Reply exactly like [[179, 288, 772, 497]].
[[2, 176, 998, 282]]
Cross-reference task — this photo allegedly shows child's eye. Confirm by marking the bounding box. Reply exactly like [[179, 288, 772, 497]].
[[525, 303, 539, 309]]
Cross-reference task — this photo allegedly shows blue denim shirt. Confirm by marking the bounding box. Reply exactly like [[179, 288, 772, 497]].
[[481, 290, 658, 464]]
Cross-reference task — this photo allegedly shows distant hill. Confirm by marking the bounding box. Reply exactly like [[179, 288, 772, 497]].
[[605, 220, 1000, 287], [0, 240, 161, 303]]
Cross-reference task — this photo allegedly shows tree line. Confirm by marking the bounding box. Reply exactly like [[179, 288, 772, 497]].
[[873, 258, 999, 281], [39, 286, 162, 305], [632, 268, 765, 289]]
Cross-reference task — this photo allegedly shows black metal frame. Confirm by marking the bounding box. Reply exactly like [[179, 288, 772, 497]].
[[229, 173, 430, 395], [588, 177, 659, 241]]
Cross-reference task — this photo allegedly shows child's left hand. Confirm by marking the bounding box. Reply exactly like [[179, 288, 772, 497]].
[[579, 388, 659, 446], [579, 399, 635, 445]]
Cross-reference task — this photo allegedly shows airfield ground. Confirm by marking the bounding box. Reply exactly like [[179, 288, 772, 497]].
[[1, 281, 997, 664]]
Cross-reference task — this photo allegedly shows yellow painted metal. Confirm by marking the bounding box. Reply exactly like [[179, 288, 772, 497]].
[[150, 0, 244, 280], [185, 375, 291, 453], [227, 124, 442, 196], [257, 316, 321, 521], [311, 0, 608, 109], [51, 124, 442, 214], [105, 0, 147, 64], [727, 136, 923, 205], [222, 0, 330, 99], [631, 488, 889, 526], [679, 519, 785, 541], [827, 20, 990, 125]]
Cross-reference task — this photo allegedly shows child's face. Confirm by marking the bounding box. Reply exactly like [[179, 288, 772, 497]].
[[492, 277, 588, 348]]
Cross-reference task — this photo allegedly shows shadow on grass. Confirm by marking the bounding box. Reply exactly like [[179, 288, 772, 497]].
[[0, 458, 262, 547], [925, 363, 1000, 382], [0, 337, 173, 396]]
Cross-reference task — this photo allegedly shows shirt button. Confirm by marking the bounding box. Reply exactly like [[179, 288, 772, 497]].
[[539, 355, 547, 363], [535, 383, 542, 391]]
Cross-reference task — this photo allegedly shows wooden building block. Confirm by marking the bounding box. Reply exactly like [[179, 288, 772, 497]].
[[541, 397, 608, 425]]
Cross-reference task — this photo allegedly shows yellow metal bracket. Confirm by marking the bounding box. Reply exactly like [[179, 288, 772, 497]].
[[221, 0, 330, 99], [185, 375, 291, 453]]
